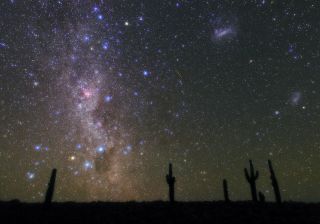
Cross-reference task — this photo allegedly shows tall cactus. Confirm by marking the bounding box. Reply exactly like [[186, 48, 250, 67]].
[[44, 168, 57, 206], [166, 163, 175, 203], [223, 179, 230, 202], [244, 160, 259, 202], [268, 160, 282, 204]]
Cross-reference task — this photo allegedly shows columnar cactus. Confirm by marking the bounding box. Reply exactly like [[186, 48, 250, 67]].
[[244, 160, 259, 202], [44, 168, 57, 206], [268, 160, 282, 204], [223, 179, 230, 202], [166, 163, 175, 203]]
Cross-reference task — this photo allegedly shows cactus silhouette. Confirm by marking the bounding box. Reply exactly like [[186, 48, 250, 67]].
[[258, 191, 266, 203], [44, 168, 57, 206], [223, 179, 230, 202], [166, 163, 175, 203], [268, 159, 282, 204], [244, 160, 259, 202]]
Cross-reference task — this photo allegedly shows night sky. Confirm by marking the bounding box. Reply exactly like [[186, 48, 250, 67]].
[[0, 0, 319, 202]]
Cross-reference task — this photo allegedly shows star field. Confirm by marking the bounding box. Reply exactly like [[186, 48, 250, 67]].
[[0, 0, 320, 202]]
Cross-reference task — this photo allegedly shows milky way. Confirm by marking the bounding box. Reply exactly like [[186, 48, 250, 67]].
[[0, 1, 320, 202], [37, 4, 155, 200]]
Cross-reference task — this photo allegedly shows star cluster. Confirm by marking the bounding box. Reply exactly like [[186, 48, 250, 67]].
[[0, 0, 319, 202]]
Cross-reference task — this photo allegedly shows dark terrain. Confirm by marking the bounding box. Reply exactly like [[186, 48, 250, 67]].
[[1, 201, 319, 224]]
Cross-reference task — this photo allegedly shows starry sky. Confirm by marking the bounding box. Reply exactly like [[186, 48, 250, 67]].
[[0, 0, 319, 202]]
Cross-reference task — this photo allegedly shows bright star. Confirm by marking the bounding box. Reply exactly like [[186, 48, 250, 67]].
[[84, 160, 93, 170], [92, 6, 99, 13], [34, 145, 41, 151], [102, 41, 109, 50], [96, 145, 106, 153], [26, 171, 35, 180], [143, 70, 150, 77], [123, 145, 132, 155], [83, 34, 90, 42], [104, 95, 112, 103]]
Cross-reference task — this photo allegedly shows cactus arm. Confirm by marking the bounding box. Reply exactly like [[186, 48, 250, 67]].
[[244, 168, 249, 181], [249, 160, 254, 176]]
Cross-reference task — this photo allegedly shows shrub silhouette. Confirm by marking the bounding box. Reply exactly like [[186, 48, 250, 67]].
[[166, 163, 176, 203], [258, 191, 266, 203], [244, 160, 259, 202]]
